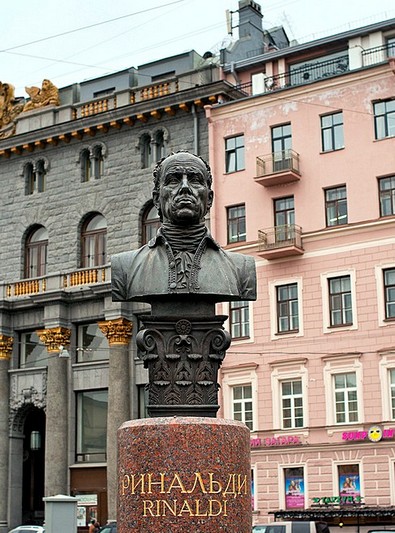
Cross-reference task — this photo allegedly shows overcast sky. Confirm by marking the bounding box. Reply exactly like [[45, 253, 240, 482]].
[[2, 0, 395, 97]]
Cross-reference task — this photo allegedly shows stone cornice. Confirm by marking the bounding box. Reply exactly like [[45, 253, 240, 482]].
[[98, 317, 133, 346]]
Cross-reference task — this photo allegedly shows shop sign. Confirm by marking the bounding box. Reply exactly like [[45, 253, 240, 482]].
[[342, 426, 394, 442], [312, 495, 363, 505], [251, 436, 302, 447], [77, 493, 98, 506]]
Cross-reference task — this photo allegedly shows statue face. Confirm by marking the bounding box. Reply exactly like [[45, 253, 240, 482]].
[[153, 154, 213, 225]]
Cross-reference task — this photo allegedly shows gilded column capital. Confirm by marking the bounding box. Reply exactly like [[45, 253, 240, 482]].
[[98, 318, 133, 346], [0, 334, 13, 360], [36, 327, 71, 353]]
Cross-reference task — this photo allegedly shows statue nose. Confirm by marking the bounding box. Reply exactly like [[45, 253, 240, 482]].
[[179, 174, 192, 191]]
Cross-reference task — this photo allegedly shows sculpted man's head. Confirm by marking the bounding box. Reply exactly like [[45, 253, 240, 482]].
[[152, 151, 213, 226]]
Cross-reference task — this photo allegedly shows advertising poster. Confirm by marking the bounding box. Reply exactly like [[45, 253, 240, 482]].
[[77, 507, 86, 527], [339, 465, 360, 501], [285, 468, 305, 509]]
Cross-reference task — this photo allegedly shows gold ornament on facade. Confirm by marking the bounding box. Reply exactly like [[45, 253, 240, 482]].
[[0, 82, 24, 138], [0, 334, 13, 360], [23, 79, 60, 112], [98, 318, 133, 346], [36, 327, 71, 353]]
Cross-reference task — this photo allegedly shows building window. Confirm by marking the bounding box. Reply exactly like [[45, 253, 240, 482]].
[[81, 214, 107, 268], [338, 464, 361, 499], [76, 390, 108, 462], [277, 283, 299, 333], [154, 130, 165, 161], [140, 133, 153, 168], [91, 145, 104, 179], [80, 149, 91, 182], [230, 300, 250, 340], [387, 37, 395, 57], [379, 176, 395, 217], [384, 269, 395, 319], [25, 159, 47, 194], [142, 204, 160, 245], [272, 124, 292, 171], [274, 196, 295, 241], [281, 379, 303, 428], [227, 204, 246, 243], [334, 372, 358, 423], [325, 186, 347, 226], [329, 275, 352, 327], [284, 467, 305, 509], [25, 226, 48, 278], [232, 384, 253, 429], [374, 99, 395, 140], [225, 134, 245, 173], [390, 369, 395, 419], [20, 331, 46, 368], [321, 111, 344, 152], [76, 323, 108, 363]]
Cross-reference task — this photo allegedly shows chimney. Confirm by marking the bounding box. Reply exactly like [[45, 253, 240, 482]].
[[238, 0, 263, 40]]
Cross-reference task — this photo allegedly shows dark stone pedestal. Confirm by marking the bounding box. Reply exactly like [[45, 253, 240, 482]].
[[118, 417, 252, 532]]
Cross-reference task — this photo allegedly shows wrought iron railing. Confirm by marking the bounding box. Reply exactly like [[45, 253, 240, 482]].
[[362, 42, 395, 66], [256, 149, 300, 177], [258, 224, 303, 251]]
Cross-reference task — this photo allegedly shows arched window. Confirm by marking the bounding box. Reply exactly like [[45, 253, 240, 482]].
[[80, 149, 91, 182], [92, 145, 104, 179], [154, 130, 165, 161], [25, 160, 47, 195], [140, 134, 153, 169], [25, 226, 48, 278], [81, 214, 107, 268], [142, 204, 160, 245]]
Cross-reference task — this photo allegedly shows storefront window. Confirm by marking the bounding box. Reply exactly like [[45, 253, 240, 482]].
[[76, 390, 108, 462], [284, 467, 305, 509], [338, 464, 360, 502]]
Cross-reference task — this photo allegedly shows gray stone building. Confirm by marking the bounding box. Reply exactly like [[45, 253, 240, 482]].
[[0, 1, 286, 527], [0, 48, 246, 528]]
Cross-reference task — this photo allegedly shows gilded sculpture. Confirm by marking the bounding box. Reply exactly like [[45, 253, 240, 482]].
[[23, 79, 60, 112], [0, 81, 24, 134]]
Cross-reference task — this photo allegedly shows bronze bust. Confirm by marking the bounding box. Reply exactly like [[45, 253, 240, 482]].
[[111, 151, 256, 305]]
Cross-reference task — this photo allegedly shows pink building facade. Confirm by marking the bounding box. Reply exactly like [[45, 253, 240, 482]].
[[207, 10, 395, 530]]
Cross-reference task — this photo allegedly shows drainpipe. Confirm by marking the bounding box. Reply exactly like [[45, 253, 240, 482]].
[[204, 104, 216, 237], [230, 61, 241, 86], [192, 103, 199, 154]]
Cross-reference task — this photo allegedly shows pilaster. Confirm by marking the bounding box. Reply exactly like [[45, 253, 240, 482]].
[[0, 335, 12, 532]]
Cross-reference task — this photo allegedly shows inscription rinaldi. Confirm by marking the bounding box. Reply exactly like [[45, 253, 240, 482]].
[[120, 471, 248, 518]]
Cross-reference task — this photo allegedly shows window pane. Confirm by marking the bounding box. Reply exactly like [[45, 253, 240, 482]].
[[77, 390, 108, 462]]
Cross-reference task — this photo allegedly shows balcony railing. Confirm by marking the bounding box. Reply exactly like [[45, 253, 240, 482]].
[[362, 42, 395, 66], [255, 149, 301, 186], [258, 224, 304, 259], [2, 265, 110, 299]]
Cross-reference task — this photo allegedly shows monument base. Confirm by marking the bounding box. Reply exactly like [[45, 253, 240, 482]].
[[118, 417, 252, 532]]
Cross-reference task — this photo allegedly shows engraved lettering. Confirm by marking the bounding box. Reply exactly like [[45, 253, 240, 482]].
[[208, 472, 222, 493], [167, 473, 188, 494], [188, 472, 208, 494]]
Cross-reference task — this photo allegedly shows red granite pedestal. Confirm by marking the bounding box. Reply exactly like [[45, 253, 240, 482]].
[[118, 417, 252, 532]]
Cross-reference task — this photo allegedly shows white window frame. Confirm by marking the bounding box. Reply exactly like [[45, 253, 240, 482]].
[[222, 366, 258, 431], [378, 351, 395, 420], [321, 270, 358, 333], [390, 458, 395, 505], [375, 263, 395, 326], [269, 277, 303, 340], [278, 462, 307, 511], [333, 461, 363, 499], [271, 358, 308, 430], [323, 354, 363, 428], [224, 301, 254, 345]]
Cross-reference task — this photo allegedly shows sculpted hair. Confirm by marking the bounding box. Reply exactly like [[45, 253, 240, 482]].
[[152, 151, 213, 194]]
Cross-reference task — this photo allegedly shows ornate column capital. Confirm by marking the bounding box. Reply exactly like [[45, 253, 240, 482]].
[[0, 334, 13, 360], [98, 318, 133, 346], [36, 327, 71, 353]]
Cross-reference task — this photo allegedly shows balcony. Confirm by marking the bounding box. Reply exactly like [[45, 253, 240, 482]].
[[1, 265, 110, 300], [255, 149, 301, 187], [258, 224, 304, 259]]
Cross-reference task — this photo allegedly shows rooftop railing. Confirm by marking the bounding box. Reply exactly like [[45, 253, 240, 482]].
[[362, 42, 395, 66]]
